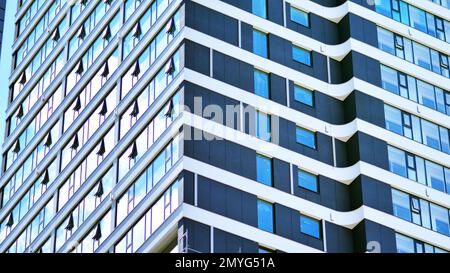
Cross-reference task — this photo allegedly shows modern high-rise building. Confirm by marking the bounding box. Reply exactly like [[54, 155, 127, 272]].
[[0, 0, 6, 57], [0, 0, 449, 254]]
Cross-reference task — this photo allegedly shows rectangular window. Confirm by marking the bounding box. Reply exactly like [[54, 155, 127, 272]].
[[384, 104, 403, 135], [256, 154, 272, 186], [257, 199, 274, 233], [293, 85, 314, 106], [256, 111, 271, 142], [253, 29, 268, 58], [392, 189, 412, 222], [378, 27, 395, 55], [252, 0, 267, 19], [409, 6, 427, 33], [430, 203, 450, 236], [254, 69, 270, 99], [296, 127, 316, 149], [300, 215, 321, 239], [380, 65, 400, 94], [388, 146, 407, 177], [290, 6, 309, 27], [413, 42, 432, 70], [298, 169, 318, 192], [292, 45, 311, 66]]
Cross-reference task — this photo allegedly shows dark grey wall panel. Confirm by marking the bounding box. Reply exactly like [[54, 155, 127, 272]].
[[185, 1, 238, 46], [350, 175, 393, 214], [325, 222, 354, 253], [214, 228, 259, 253], [178, 218, 211, 253], [352, 219, 397, 253], [274, 204, 324, 251], [184, 40, 210, 76]]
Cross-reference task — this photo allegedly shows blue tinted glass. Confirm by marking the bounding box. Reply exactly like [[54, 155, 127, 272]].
[[256, 111, 271, 142], [409, 6, 427, 33], [253, 29, 268, 58], [413, 43, 431, 70], [396, 234, 415, 253], [384, 104, 404, 135], [380, 65, 400, 94], [254, 70, 269, 98], [392, 189, 412, 222], [425, 161, 446, 192], [252, 0, 267, 18], [300, 215, 320, 238], [375, 0, 392, 17], [290, 7, 309, 27], [292, 46, 311, 66], [421, 120, 441, 150], [257, 200, 273, 233], [296, 127, 316, 149], [388, 146, 407, 177], [298, 170, 318, 192], [430, 204, 450, 236], [256, 154, 272, 186], [294, 85, 313, 106], [377, 28, 395, 55]]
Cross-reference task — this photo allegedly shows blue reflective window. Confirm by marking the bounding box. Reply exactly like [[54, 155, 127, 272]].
[[377, 28, 395, 55], [425, 161, 446, 192], [256, 154, 272, 186], [294, 85, 314, 106], [375, 0, 392, 17], [396, 233, 415, 253], [253, 29, 268, 58], [257, 199, 274, 233], [300, 215, 321, 239], [392, 189, 412, 222], [256, 111, 271, 142], [381, 65, 400, 94], [254, 69, 269, 98], [298, 170, 318, 192], [388, 146, 407, 177], [384, 105, 403, 135], [430, 204, 450, 236], [409, 6, 427, 33], [296, 127, 316, 149], [421, 120, 441, 150], [290, 7, 309, 27], [413, 43, 431, 70], [252, 0, 267, 18], [292, 45, 311, 66]]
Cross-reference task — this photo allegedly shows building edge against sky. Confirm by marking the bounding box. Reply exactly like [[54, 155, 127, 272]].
[[0, 0, 15, 173], [0, 0, 449, 253]]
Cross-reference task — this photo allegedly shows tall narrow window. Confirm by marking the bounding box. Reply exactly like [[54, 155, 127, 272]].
[[257, 199, 274, 233], [256, 111, 271, 142], [256, 154, 272, 186], [254, 69, 269, 98], [253, 29, 268, 58]]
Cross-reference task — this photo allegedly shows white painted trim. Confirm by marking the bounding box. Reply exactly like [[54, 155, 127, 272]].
[[183, 157, 450, 251], [182, 112, 450, 209], [183, 27, 450, 130], [182, 204, 323, 253], [183, 69, 450, 167]]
